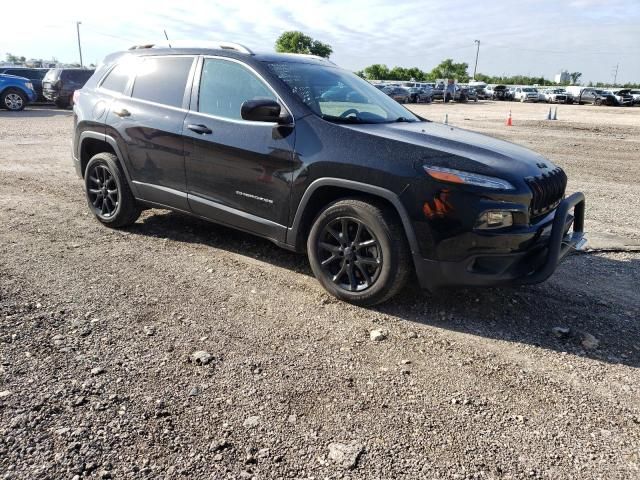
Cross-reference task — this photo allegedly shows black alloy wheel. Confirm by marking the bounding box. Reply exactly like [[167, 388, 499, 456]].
[[316, 217, 382, 292], [87, 163, 119, 219], [84, 152, 141, 227], [307, 198, 411, 306]]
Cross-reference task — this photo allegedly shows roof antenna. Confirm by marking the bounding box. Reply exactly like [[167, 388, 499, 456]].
[[164, 29, 171, 48]]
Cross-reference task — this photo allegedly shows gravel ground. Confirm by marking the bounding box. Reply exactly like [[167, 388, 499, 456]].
[[0, 102, 639, 479]]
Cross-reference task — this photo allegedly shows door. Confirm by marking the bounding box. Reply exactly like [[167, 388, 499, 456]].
[[105, 55, 196, 210], [581, 90, 594, 104], [183, 57, 296, 242]]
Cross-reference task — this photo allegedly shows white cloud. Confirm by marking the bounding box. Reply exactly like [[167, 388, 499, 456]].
[[2, 0, 639, 83]]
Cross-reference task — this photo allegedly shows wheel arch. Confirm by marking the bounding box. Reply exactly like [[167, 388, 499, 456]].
[[0, 86, 28, 98], [287, 178, 419, 256], [78, 131, 138, 196]]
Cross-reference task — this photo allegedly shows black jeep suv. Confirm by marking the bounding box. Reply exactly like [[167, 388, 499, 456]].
[[43, 68, 95, 108], [72, 44, 585, 305]]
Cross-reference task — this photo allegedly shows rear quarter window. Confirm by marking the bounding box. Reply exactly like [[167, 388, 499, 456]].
[[100, 64, 131, 93]]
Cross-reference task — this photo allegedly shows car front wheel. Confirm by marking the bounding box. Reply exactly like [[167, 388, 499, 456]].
[[84, 152, 141, 228], [1, 88, 26, 111], [307, 198, 411, 306]]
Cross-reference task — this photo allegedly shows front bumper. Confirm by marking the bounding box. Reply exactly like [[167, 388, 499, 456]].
[[413, 192, 586, 289]]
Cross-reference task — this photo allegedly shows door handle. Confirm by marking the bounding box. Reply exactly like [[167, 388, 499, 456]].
[[113, 108, 130, 117], [187, 124, 212, 135]]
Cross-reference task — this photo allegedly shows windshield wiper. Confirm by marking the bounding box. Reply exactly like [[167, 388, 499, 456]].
[[392, 116, 414, 123], [321, 114, 367, 124]]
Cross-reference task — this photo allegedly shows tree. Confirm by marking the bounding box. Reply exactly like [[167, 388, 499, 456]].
[[570, 72, 582, 85], [363, 64, 390, 80], [275, 31, 333, 58], [430, 59, 469, 82], [5, 53, 19, 64]]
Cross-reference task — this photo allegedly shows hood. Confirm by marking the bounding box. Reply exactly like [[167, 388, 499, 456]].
[[344, 120, 554, 180]]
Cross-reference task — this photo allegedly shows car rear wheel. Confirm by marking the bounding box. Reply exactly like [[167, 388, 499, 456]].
[[1, 88, 26, 111], [85, 153, 141, 228], [307, 198, 411, 306]]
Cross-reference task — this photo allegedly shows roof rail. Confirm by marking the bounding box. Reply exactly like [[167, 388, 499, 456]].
[[280, 53, 336, 65], [127, 41, 253, 54]]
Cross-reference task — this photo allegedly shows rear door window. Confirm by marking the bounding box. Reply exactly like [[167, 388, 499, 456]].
[[131, 56, 194, 108]]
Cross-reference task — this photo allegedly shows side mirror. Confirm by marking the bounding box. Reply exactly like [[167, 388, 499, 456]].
[[241, 98, 290, 124]]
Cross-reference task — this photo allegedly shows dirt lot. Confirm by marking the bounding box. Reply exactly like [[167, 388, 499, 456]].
[[1, 102, 639, 479]]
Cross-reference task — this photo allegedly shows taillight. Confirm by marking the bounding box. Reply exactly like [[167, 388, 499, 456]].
[[73, 90, 80, 104]]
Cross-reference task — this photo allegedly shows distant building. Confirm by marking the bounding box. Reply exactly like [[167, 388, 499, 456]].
[[555, 70, 570, 84]]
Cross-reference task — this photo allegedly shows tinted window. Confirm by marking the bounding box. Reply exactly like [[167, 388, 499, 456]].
[[5, 69, 44, 79], [198, 59, 275, 120], [132, 56, 194, 108], [101, 63, 130, 93], [61, 70, 94, 82]]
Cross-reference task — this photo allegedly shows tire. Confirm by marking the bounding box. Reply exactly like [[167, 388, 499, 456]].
[[595, 98, 602, 106], [1, 88, 27, 111], [84, 152, 141, 228], [307, 198, 411, 306]]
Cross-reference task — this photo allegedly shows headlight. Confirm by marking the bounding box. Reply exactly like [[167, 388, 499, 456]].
[[424, 165, 515, 190]]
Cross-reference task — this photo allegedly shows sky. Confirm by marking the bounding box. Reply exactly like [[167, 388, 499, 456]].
[[2, 0, 639, 84]]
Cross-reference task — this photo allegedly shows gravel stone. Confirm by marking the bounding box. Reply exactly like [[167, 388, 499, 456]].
[[552, 326, 571, 338], [243, 416, 260, 428], [189, 351, 213, 365], [327, 441, 363, 469], [369, 329, 388, 342], [581, 332, 600, 350]]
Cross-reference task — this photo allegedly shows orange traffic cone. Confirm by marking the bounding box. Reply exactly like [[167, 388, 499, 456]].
[[506, 109, 513, 126]]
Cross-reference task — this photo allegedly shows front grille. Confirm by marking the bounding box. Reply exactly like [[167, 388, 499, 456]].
[[526, 168, 567, 219]]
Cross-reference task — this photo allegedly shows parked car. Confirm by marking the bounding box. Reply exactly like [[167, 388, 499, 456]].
[[385, 86, 411, 103], [473, 87, 487, 100], [0, 67, 48, 101], [488, 85, 512, 101], [578, 88, 617, 106], [513, 87, 540, 103], [42, 68, 95, 108], [610, 89, 635, 106], [629, 89, 640, 105], [0, 74, 37, 111], [407, 86, 432, 103], [464, 87, 479, 102], [320, 85, 367, 103], [432, 84, 466, 102], [72, 44, 586, 305], [543, 88, 574, 104]]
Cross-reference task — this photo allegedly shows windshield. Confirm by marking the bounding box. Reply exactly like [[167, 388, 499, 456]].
[[266, 61, 420, 124]]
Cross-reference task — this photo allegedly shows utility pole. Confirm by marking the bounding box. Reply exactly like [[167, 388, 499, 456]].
[[76, 21, 83, 67], [612, 63, 619, 86], [473, 40, 480, 80]]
